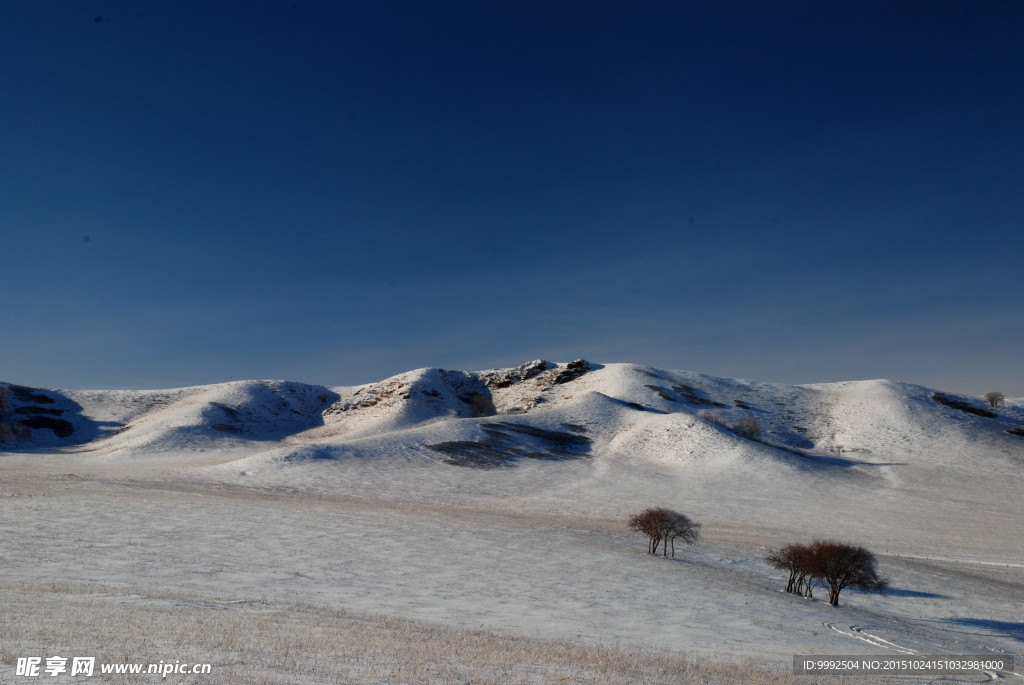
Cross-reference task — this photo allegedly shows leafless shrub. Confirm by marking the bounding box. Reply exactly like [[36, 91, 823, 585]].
[[984, 391, 1005, 409], [629, 507, 701, 557], [699, 412, 726, 427], [732, 415, 761, 440]]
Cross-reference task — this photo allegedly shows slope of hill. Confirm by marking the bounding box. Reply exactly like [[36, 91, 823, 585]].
[[1, 380, 340, 454], [4, 360, 1021, 553], [3, 361, 1023, 681]]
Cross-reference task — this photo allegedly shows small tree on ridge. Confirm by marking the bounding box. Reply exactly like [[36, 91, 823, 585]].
[[984, 391, 1005, 409]]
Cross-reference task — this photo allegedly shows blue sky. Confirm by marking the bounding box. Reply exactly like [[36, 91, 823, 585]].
[[2, 1, 1022, 395]]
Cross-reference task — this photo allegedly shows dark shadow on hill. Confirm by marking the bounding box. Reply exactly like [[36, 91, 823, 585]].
[[931, 392, 998, 418], [640, 380, 729, 408], [281, 446, 344, 462], [757, 440, 906, 471], [782, 449, 905, 469], [605, 396, 670, 415], [946, 618, 1024, 643], [768, 427, 814, 450], [1, 382, 343, 450], [199, 384, 342, 441], [0, 384, 123, 450], [428, 422, 592, 469]]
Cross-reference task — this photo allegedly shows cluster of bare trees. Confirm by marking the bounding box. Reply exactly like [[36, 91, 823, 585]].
[[628, 507, 701, 558], [765, 540, 887, 606], [627, 507, 888, 609]]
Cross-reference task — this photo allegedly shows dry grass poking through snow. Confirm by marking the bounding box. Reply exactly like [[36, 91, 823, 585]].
[[0, 578, 883, 684]]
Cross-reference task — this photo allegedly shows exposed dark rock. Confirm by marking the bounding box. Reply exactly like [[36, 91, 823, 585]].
[[325, 380, 408, 414], [482, 360, 555, 389], [554, 359, 590, 384]]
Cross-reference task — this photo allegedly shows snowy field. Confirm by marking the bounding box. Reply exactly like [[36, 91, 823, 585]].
[[2, 361, 1022, 683]]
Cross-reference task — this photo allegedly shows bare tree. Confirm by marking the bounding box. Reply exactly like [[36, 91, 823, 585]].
[[984, 391, 1005, 409], [629, 508, 668, 554], [629, 507, 700, 557], [766, 543, 813, 596], [767, 540, 887, 605], [808, 540, 887, 606], [663, 511, 701, 557]]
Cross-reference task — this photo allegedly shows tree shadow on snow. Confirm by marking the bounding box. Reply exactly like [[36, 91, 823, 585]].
[[882, 587, 949, 599], [778, 446, 906, 470], [946, 618, 1024, 643]]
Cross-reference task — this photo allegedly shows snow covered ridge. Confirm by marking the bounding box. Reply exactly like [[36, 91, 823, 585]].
[[3, 361, 1024, 671], [2, 360, 1023, 467]]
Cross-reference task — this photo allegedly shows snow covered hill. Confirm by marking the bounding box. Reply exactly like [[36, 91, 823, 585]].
[[3, 359, 1022, 554], [4, 359, 1021, 478], [2, 360, 1023, 680]]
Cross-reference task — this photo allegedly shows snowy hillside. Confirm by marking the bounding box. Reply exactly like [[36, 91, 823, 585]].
[[3, 359, 1023, 549], [2, 361, 1022, 682], [7, 359, 1021, 464]]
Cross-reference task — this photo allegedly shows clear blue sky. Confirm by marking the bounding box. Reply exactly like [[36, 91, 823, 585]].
[[2, 1, 1022, 395]]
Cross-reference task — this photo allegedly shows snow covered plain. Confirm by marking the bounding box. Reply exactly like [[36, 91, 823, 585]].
[[2, 361, 1022, 683]]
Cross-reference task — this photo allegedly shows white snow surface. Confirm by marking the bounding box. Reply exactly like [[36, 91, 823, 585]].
[[2, 361, 1023, 676]]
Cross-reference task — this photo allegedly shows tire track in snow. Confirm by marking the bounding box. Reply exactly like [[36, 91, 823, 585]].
[[825, 623, 1024, 680], [824, 622, 916, 654]]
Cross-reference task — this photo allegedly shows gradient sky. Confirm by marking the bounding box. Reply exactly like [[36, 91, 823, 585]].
[[3, 1, 1022, 395]]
